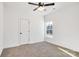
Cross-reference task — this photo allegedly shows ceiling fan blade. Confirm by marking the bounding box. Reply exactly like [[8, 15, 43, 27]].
[[33, 6, 40, 11], [44, 3, 55, 6], [28, 2, 38, 6]]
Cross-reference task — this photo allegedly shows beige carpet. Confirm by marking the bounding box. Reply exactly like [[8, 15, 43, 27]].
[[1, 41, 71, 57]]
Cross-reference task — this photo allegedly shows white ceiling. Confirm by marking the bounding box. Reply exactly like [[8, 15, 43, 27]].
[[4, 2, 79, 16]]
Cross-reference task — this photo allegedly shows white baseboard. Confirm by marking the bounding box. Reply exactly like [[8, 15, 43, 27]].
[[28, 40, 44, 44], [46, 40, 79, 52], [4, 44, 19, 49], [0, 48, 3, 56], [4, 40, 44, 49]]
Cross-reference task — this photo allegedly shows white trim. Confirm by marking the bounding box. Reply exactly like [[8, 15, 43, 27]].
[[0, 48, 3, 55], [46, 39, 79, 52], [58, 47, 76, 57]]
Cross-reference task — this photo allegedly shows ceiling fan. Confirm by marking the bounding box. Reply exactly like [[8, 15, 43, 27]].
[[28, 2, 55, 11]]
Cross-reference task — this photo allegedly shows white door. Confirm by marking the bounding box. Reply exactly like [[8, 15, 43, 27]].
[[19, 18, 29, 45]]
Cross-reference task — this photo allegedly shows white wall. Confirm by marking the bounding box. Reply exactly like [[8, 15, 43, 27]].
[[30, 14, 44, 43], [45, 3, 79, 52], [4, 2, 44, 48], [0, 2, 3, 55]]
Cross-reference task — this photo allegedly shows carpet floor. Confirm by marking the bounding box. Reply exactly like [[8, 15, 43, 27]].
[[1, 41, 71, 57]]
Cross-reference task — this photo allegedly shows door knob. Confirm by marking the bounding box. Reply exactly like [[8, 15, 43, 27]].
[[20, 32, 22, 34]]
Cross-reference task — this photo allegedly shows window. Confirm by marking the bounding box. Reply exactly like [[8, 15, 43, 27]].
[[47, 25, 53, 35], [46, 22, 53, 35]]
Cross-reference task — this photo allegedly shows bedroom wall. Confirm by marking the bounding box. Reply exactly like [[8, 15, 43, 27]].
[[0, 2, 3, 55], [4, 2, 44, 48], [45, 3, 79, 52]]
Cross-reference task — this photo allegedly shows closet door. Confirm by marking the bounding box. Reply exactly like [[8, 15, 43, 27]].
[[19, 18, 29, 45]]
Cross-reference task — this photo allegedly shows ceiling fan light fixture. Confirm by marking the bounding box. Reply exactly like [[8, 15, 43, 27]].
[[37, 6, 45, 11], [28, 2, 55, 11]]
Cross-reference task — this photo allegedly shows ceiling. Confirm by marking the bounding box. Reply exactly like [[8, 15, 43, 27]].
[[4, 2, 78, 16]]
